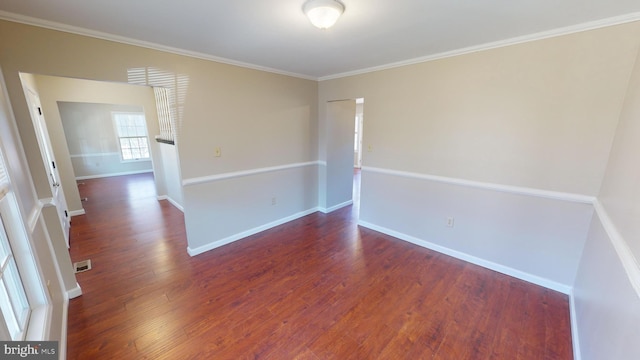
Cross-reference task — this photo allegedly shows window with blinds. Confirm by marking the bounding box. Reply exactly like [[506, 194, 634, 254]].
[[154, 87, 175, 145], [113, 112, 150, 161], [127, 67, 189, 146]]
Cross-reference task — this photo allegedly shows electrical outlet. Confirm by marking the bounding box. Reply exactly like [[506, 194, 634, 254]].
[[271, 197, 277, 205], [446, 217, 455, 227]]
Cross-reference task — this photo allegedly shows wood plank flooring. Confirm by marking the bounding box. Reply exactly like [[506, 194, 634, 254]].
[[67, 173, 573, 359]]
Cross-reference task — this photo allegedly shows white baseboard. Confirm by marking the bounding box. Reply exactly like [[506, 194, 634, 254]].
[[67, 283, 82, 299], [569, 289, 582, 360], [358, 220, 572, 294], [187, 207, 320, 256], [75, 169, 153, 180], [68, 209, 85, 217], [320, 200, 353, 214], [157, 195, 184, 212]]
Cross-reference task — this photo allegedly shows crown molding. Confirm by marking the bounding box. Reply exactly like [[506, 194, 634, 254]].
[[319, 12, 640, 81], [0, 11, 317, 81], [2, 10, 640, 82]]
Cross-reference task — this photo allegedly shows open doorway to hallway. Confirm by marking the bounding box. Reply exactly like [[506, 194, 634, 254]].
[[18, 73, 184, 218], [352, 98, 364, 215]]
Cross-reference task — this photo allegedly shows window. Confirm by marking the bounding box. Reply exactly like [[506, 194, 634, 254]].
[[0, 215, 30, 340], [0, 155, 30, 341], [113, 112, 150, 161]]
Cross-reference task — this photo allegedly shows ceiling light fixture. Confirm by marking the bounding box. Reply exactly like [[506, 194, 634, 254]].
[[303, 0, 345, 30]]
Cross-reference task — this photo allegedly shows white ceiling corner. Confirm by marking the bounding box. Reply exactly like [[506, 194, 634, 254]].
[[1, 1, 640, 80]]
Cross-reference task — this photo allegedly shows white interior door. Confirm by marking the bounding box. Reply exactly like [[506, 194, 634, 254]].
[[25, 90, 70, 246]]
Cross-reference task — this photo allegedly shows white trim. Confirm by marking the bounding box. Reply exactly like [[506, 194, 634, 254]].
[[69, 152, 120, 158], [24, 304, 51, 341], [67, 283, 82, 299], [0, 11, 316, 81], [39, 197, 55, 208], [182, 161, 322, 187], [319, 13, 640, 81], [319, 200, 353, 214], [187, 207, 319, 256], [157, 195, 184, 212], [59, 296, 69, 360], [362, 166, 595, 204], [27, 203, 42, 233], [74, 169, 153, 180], [68, 209, 85, 217], [592, 200, 640, 298], [569, 289, 582, 360], [358, 220, 572, 294], [42, 218, 68, 351]]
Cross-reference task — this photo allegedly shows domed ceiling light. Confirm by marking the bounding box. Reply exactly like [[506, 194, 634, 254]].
[[303, 0, 345, 29]]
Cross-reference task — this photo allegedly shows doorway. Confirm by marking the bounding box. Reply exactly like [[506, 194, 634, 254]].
[[353, 98, 364, 212], [323, 97, 363, 215], [58, 102, 153, 181], [17, 73, 184, 220], [23, 88, 71, 245]]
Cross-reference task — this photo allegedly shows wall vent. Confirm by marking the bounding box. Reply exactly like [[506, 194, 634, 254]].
[[73, 259, 92, 273]]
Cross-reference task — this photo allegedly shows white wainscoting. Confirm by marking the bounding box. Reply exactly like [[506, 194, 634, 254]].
[[70, 152, 153, 180], [187, 207, 319, 256], [571, 204, 640, 360], [75, 169, 153, 180], [358, 166, 595, 293], [183, 162, 320, 255]]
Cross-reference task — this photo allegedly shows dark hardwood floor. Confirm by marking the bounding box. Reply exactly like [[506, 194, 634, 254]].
[[67, 172, 573, 359]]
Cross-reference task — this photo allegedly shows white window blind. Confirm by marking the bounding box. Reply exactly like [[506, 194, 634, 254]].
[[153, 87, 175, 144], [127, 67, 187, 145]]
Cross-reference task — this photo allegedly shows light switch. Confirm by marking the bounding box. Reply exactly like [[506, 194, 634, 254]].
[[215, 147, 222, 157]]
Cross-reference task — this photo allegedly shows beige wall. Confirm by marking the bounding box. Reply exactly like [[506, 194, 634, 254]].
[[598, 41, 640, 262], [0, 19, 318, 176], [0, 19, 318, 251], [319, 22, 640, 195], [318, 21, 640, 292]]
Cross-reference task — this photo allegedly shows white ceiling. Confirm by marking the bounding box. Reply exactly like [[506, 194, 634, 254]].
[[1, 0, 640, 79]]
